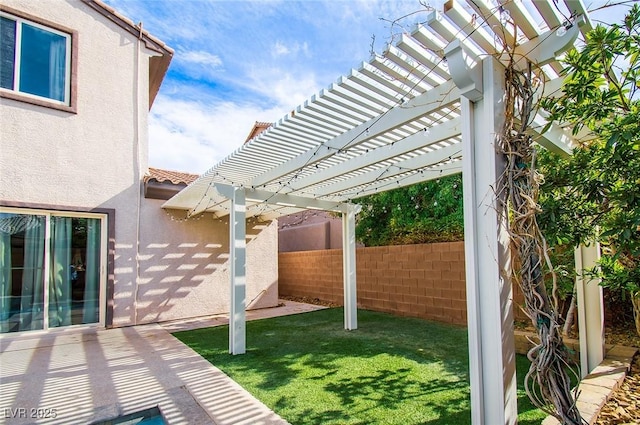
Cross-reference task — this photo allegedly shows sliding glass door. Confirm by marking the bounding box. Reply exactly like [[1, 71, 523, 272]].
[[0, 210, 105, 333], [0, 213, 45, 332]]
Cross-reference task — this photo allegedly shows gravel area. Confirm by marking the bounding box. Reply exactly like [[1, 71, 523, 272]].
[[595, 353, 640, 425]]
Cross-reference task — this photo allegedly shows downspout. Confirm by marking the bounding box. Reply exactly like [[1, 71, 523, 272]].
[[133, 22, 144, 325]]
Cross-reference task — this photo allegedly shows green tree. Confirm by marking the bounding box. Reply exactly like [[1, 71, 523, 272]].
[[539, 4, 640, 335], [355, 174, 463, 246]]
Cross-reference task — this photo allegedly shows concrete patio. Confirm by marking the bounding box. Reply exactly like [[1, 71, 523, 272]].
[[0, 300, 325, 425]]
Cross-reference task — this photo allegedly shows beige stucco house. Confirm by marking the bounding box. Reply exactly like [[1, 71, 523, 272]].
[[0, 0, 278, 335]]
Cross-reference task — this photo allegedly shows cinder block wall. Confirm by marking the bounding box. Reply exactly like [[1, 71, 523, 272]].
[[279, 242, 468, 326]]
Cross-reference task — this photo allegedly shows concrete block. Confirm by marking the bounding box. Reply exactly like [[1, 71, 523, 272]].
[[581, 370, 626, 392], [575, 400, 600, 424], [577, 382, 615, 399], [605, 345, 638, 363], [589, 360, 629, 376], [576, 386, 608, 410]]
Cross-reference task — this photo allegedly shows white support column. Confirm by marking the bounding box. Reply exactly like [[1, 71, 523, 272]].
[[575, 243, 604, 376], [342, 204, 359, 330], [460, 57, 518, 425], [217, 184, 247, 355]]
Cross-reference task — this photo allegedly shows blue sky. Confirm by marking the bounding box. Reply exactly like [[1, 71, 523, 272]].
[[103, 0, 632, 174]]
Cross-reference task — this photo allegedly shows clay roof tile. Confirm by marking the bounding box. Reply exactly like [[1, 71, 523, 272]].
[[145, 167, 199, 185]]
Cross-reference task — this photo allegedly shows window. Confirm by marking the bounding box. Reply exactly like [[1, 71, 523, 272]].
[[0, 12, 71, 105], [0, 209, 106, 333]]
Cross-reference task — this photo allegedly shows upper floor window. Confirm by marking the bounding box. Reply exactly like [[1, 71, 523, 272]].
[[1, 12, 71, 105]]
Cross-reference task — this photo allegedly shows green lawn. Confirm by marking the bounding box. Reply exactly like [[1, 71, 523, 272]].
[[174, 308, 545, 425]]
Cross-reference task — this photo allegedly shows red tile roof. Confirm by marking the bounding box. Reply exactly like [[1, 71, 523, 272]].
[[244, 121, 272, 143], [145, 167, 199, 185]]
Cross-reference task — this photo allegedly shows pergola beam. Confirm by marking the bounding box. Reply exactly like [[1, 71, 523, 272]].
[[510, 15, 585, 69], [341, 161, 462, 200], [530, 112, 575, 156], [286, 117, 461, 191], [215, 184, 351, 215], [251, 80, 460, 187], [320, 143, 462, 199]]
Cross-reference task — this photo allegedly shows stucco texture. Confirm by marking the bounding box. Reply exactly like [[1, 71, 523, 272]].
[[1, 0, 151, 328], [0, 0, 279, 329], [137, 200, 279, 324]]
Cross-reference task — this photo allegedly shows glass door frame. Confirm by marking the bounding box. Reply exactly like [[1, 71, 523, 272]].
[[0, 206, 108, 334]]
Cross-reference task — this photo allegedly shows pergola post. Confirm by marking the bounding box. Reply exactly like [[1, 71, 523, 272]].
[[342, 204, 359, 330], [575, 243, 604, 376], [217, 184, 247, 355], [459, 56, 518, 425]]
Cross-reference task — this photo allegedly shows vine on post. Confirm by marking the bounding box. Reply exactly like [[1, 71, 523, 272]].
[[498, 60, 583, 424]]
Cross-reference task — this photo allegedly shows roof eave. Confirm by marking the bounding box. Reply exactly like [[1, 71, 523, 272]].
[[80, 0, 174, 109]]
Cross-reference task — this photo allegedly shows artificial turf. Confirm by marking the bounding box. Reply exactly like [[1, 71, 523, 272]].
[[174, 308, 545, 425]]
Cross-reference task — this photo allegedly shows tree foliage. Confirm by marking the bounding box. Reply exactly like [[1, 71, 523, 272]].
[[539, 4, 640, 334], [355, 174, 463, 246]]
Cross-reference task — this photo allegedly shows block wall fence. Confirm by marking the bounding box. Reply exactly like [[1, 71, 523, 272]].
[[278, 241, 527, 326]]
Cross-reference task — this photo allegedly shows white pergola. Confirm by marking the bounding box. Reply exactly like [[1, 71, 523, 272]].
[[163, 1, 604, 423]]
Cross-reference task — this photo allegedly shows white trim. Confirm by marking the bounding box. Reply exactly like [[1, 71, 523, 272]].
[[99, 213, 108, 327]]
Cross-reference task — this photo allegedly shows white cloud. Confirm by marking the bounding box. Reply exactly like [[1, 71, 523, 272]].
[[171, 49, 225, 82], [264, 72, 320, 109], [272, 41, 290, 56], [234, 63, 322, 111], [148, 94, 287, 174], [300, 42, 310, 57], [180, 50, 223, 68], [271, 41, 310, 58]]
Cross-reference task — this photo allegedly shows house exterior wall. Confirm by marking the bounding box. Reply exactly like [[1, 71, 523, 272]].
[[278, 211, 343, 252], [137, 200, 279, 324], [1, 0, 149, 328], [0, 0, 279, 330]]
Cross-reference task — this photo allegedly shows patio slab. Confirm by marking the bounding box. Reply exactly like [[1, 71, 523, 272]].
[[159, 299, 328, 333], [0, 322, 290, 424]]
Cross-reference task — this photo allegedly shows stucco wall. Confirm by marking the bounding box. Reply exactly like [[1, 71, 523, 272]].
[[137, 200, 279, 324], [0, 0, 154, 327], [0, 0, 280, 329], [278, 211, 342, 252]]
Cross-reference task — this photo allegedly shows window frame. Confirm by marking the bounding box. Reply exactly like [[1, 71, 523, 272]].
[[0, 6, 77, 113]]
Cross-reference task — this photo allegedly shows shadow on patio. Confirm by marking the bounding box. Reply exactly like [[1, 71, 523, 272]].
[[0, 323, 287, 425]]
